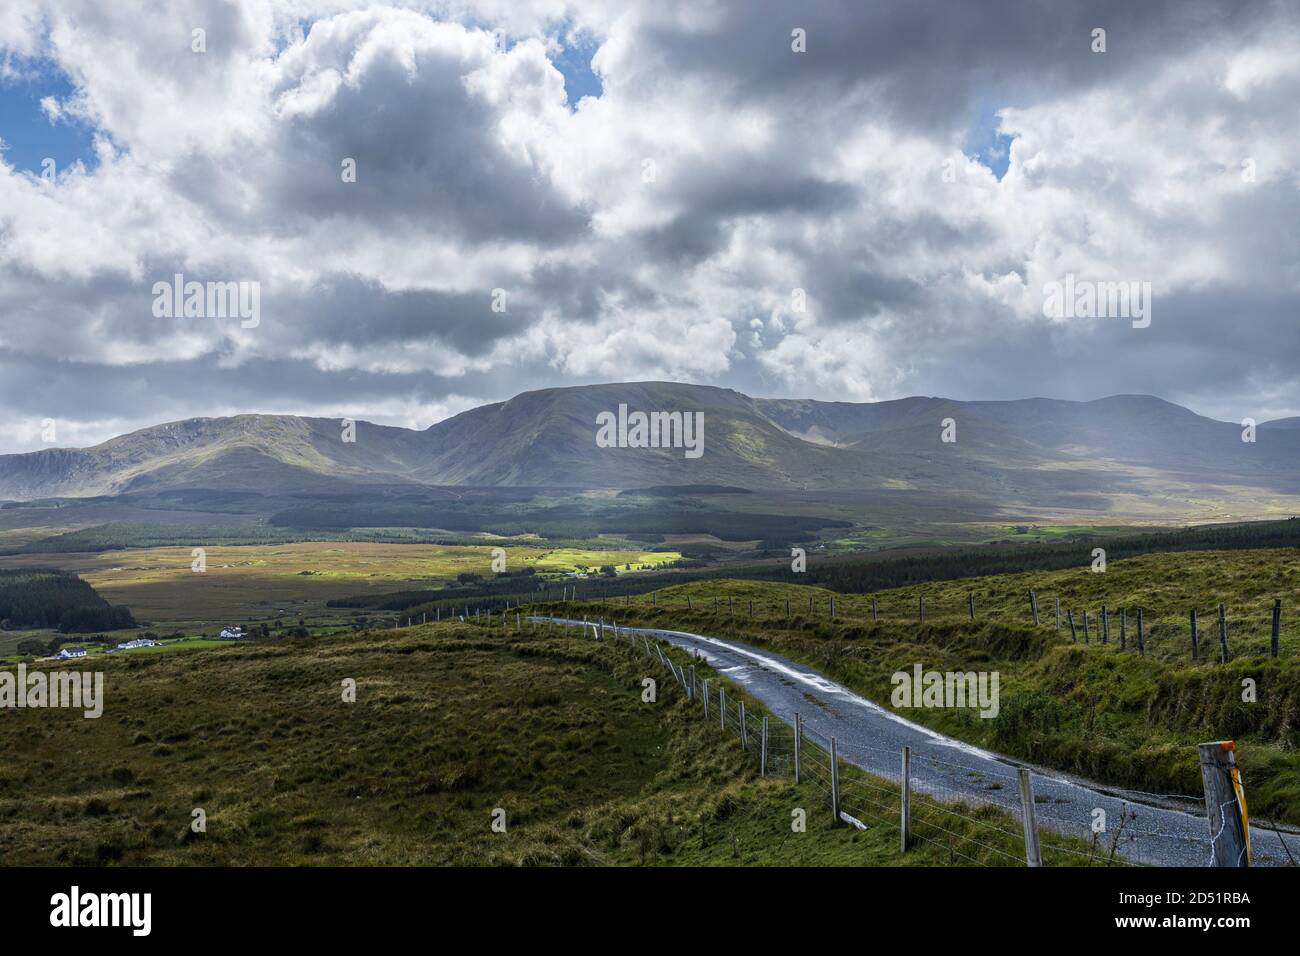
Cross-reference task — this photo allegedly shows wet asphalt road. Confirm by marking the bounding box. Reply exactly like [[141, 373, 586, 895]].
[[538, 616, 1296, 867]]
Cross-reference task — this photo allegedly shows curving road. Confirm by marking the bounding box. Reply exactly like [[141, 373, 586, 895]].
[[537, 615, 1297, 867]]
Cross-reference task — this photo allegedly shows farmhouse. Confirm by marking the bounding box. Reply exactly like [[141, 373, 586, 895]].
[[57, 647, 88, 659], [219, 627, 244, 639], [116, 638, 159, 650]]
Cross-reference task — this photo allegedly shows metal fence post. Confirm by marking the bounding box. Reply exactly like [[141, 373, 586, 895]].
[[830, 736, 840, 821], [719, 688, 726, 731], [794, 713, 802, 783], [1272, 600, 1281, 659], [702, 678, 710, 718], [1218, 604, 1230, 663], [901, 746, 911, 853], [738, 701, 748, 750], [688, 664, 696, 704], [1017, 767, 1042, 867]]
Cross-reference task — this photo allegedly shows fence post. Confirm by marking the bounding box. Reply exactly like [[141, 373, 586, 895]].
[[872, 598, 878, 623], [1055, 597, 1061, 631], [1218, 604, 1230, 663], [1190, 609, 1199, 660], [968, 593, 975, 621], [1272, 600, 1281, 659], [1119, 608, 1126, 649], [1101, 604, 1108, 644], [1067, 609, 1077, 643], [738, 701, 748, 751], [900, 746, 911, 853], [1199, 740, 1250, 867], [1017, 767, 1043, 867], [688, 664, 696, 704], [761, 716, 768, 776], [919, 595, 925, 624], [830, 597, 835, 619], [749, 600, 753, 618], [1137, 607, 1145, 655], [830, 736, 840, 821], [687, 596, 692, 610], [1029, 590, 1039, 626], [702, 679, 710, 718], [1082, 610, 1089, 643], [719, 688, 726, 731], [794, 713, 802, 783]]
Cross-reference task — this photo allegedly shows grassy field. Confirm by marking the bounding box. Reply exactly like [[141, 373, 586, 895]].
[[573, 548, 1300, 824], [0, 542, 681, 631], [0, 622, 1061, 866]]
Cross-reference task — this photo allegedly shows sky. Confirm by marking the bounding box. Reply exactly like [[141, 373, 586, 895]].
[[0, 0, 1298, 452]]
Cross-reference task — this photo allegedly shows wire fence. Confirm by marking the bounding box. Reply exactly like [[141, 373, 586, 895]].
[[521, 588, 1300, 666], [449, 612, 1272, 867], [517, 614, 1147, 867]]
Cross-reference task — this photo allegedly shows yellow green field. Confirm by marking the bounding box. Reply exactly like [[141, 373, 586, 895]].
[[0, 542, 680, 631]]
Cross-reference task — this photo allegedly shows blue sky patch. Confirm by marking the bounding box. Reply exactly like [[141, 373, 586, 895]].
[[550, 31, 602, 108], [963, 101, 1014, 180], [0, 64, 100, 176]]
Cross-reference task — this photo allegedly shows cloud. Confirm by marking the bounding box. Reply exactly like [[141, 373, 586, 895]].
[[0, 0, 1298, 452]]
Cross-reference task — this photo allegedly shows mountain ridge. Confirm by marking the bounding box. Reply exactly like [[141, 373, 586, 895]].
[[3, 382, 1298, 501]]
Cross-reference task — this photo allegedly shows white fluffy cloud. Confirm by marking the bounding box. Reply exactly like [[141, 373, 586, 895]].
[[1, 0, 1298, 451]]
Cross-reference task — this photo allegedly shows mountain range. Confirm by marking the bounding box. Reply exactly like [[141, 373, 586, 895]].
[[3, 382, 1300, 503]]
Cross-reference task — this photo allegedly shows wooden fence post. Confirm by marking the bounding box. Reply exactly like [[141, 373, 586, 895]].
[[794, 713, 802, 783], [919, 595, 925, 624], [830, 736, 840, 821], [1082, 610, 1089, 644], [761, 716, 768, 776], [688, 664, 696, 703], [1101, 604, 1109, 644], [968, 593, 975, 621], [1190, 609, 1199, 660], [872, 598, 878, 623], [1137, 607, 1145, 655], [702, 679, 710, 718], [1199, 740, 1250, 867], [786, 598, 790, 618], [1218, 605, 1230, 663], [830, 597, 835, 619], [1119, 608, 1126, 650], [1017, 767, 1042, 867], [1029, 590, 1039, 626], [1055, 597, 1061, 631], [687, 596, 692, 610], [1067, 609, 1077, 643], [738, 701, 748, 751], [900, 746, 911, 853], [719, 688, 726, 731], [1272, 600, 1281, 659]]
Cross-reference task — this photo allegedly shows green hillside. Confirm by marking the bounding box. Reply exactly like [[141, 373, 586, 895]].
[[0, 622, 1059, 866]]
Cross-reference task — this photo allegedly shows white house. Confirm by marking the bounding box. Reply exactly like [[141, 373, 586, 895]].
[[219, 627, 244, 639], [116, 638, 159, 650], [57, 647, 88, 659]]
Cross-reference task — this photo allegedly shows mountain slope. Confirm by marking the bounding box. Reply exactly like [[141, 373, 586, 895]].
[[3, 382, 1300, 500]]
